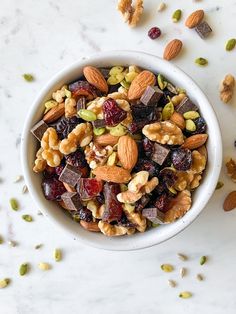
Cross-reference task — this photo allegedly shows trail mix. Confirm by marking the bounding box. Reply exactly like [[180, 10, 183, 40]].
[[31, 65, 208, 237]]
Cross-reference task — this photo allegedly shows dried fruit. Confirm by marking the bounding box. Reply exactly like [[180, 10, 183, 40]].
[[199, 255, 207, 265], [185, 9, 204, 28], [195, 57, 208, 66], [77, 178, 103, 200], [128, 70, 156, 100], [68, 80, 98, 100], [223, 191, 236, 211], [162, 102, 174, 120], [83, 66, 108, 93], [93, 165, 131, 183], [220, 74, 235, 103], [117, 135, 138, 171], [182, 134, 208, 149], [171, 148, 192, 171], [148, 27, 161, 39], [10, 198, 19, 211], [225, 38, 236, 51], [102, 183, 123, 222], [22, 215, 33, 222], [103, 98, 127, 126], [19, 263, 28, 276], [179, 291, 192, 299], [163, 39, 183, 61], [172, 9, 182, 23], [161, 264, 174, 272], [42, 177, 67, 201]]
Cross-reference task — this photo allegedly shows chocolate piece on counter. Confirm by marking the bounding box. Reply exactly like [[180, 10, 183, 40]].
[[195, 21, 212, 39], [140, 86, 164, 106], [61, 192, 82, 211], [142, 207, 165, 224], [76, 97, 86, 111], [151, 143, 170, 166], [59, 164, 81, 187], [30, 120, 48, 141], [92, 119, 106, 129], [175, 97, 198, 114]]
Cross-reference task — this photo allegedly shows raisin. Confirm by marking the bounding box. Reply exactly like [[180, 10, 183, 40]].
[[50, 116, 82, 139], [42, 177, 66, 201], [79, 207, 93, 222], [171, 148, 192, 171], [154, 193, 170, 213], [192, 117, 207, 134], [159, 168, 177, 188], [134, 159, 159, 177], [68, 80, 99, 100], [142, 137, 154, 157], [65, 149, 89, 177]]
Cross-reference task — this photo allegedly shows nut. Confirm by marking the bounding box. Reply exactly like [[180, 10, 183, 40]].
[[185, 9, 204, 28], [117, 190, 143, 203], [219, 74, 235, 103], [190, 150, 206, 173], [85, 142, 113, 169], [33, 148, 47, 173], [40, 128, 62, 167], [87, 97, 106, 119], [171, 93, 186, 106], [87, 200, 105, 219], [182, 134, 208, 150], [43, 102, 65, 123], [80, 220, 100, 232], [142, 121, 184, 145], [108, 91, 128, 100], [128, 171, 149, 193], [226, 158, 236, 182], [128, 70, 156, 100], [141, 177, 159, 194], [170, 112, 185, 130], [52, 86, 66, 103], [83, 66, 108, 93], [92, 165, 131, 183], [174, 171, 194, 191], [65, 97, 77, 118], [164, 190, 191, 222], [190, 173, 202, 189], [117, 135, 138, 171], [163, 39, 183, 61], [197, 145, 208, 160], [59, 123, 92, 155], [94, 133, 120, 146], [223, 191, 236, 211], [98, 221, 132, 236], [124, 211, 147, 232], [117, 0, 144, 28]]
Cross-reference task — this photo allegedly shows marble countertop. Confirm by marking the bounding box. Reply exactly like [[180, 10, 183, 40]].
[[1, 0, 236, 313]]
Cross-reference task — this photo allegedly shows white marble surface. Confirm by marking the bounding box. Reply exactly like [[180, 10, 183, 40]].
[[1, 0, 236, 313]]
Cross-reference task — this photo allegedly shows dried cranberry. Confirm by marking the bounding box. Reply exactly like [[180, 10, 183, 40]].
[[148, 27, 161, 39], [154, 193, 170, 213], [158, 90, 175, 107], [43, 166, 57, 179], [42, 177, 66, 201], [192, 117, 207, 134], [50, 116, 82, 139], [171, 148, 192, 171], [79, 207, 93, 222], [68, 80, 99, 100], [77, 178, 103, 200], [55, 164, 65, 176], [142, 137, 154, 157], [134, 159, 159, 177], [159, 168, 177, 188], [103, 98, 127, 126], [135, 195, 151, 211], [128, 120, 147, 134], [131, 105, 155, 120], [65, 149, 89, 177], [102, 183, 123, 223]]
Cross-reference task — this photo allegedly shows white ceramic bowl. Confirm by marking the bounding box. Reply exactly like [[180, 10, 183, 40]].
[[21, 51, 222, 251]]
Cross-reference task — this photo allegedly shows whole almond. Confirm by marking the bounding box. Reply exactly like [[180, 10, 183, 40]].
[[83, 66, 108, 93], [182, 134, 208, 149], [80, 220, 100, 232], [117, 135, 138, 171], [128, 70, 156, 100], [43, 103, 65, 123], [223, 191, 236, 211], [93, 165, 131, 183], [94, 133, 120, 146], [185, 10, 204, 28], [163, 39, 183, 61], [170, 112, 185, 129]]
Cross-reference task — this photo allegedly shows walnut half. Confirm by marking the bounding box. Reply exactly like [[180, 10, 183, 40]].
[[98, 221, 135, 236]]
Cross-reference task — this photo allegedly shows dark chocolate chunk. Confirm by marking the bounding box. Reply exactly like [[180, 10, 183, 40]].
[[135, 195, 151, 211], [92, 119, 106, 129], [76, 97, 86, 111], [61, 192, 82, 211], [142, 207, 165, 224], [99, 68, 110, 79], [59, 164, 81, 187], [30, 120, 48, 141], [175, 97, 198, 114], [151, 143, 170, 166], [195, 21, 212, 39], [140, 86, 164, 106]]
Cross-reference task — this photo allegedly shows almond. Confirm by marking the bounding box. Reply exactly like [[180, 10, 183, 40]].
[[93, 165, 131, 183], [128, 70, 156, 100], [43, 103, 65, 123], [163, 39, 183, 61], [223, 191, 236, 211], [185, 10, 204, 29], [117, 135, 138, 171], [170, 112, 185, 130], [83, 66, 108, 93], [80, 220, 100, 232], [63, 182, 76, 192], [182, 134, 208, 150], [94, 133, 120, 146]]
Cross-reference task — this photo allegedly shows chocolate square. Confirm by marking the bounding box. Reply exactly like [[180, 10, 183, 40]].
[[30, 120, 48, 141], [151, 143, 170, 166], [92, 119, 106, 129], [140, 86, 164, 106], [59, 164, 82, 187], [61, 192, 82, 211], [76, 97, 86, 111], [142, 207, 165, 224], [175, 97, 198, 114], [195, 21, 212, 39]]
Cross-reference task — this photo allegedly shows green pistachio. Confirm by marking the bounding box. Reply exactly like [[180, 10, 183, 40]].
[[107, 152, 117, 166], [225, 38, 236, 51], [162, 102, 174, 120], [125, 71, 138, 83], [172, 9, 182, 22], [195, 57, 208, 66], [185, 119, 196, 132], [215, 181, 224, 190], [22, 73, 34, 82], [78, 109, 97, 121], [157, 74, 168, 90], [107, 75, 121, 85], [19, 263, 28, 276], [179, 291, 192, 299], [53, 249, 62, 262], [0, 278, 10, 289], [10, 198, 19, 211], [200, 255, 207, 265], [161, 264, 174, 272], [93, 127, 106, 136], [120, 80, 130, 89], [22, 215, 33, 222], [183, 111, 200, 120], [108, 124, 127, 136], [44, 100, 58, 113], [109, 66, 124, 76]]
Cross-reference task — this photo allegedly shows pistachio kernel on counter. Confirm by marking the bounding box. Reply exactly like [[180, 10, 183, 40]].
[[225, 38, 236, 51], [200, 255, 207, 265], [179, 291, 192, 299], [195, 57, 208, 66], [9, 198, 19, 211], [161, 264, 174, 272], [22, 73, 34, 82], [172, 9, 182, 23]]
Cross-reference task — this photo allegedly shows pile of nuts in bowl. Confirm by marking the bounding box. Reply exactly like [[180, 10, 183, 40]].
[[31, 64, 208, 237]]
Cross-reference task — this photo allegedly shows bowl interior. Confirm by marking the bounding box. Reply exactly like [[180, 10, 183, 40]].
[[21, 51, 222, 250]]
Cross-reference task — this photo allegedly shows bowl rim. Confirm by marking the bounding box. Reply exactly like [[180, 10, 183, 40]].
[[21, 50, 222, 251]]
